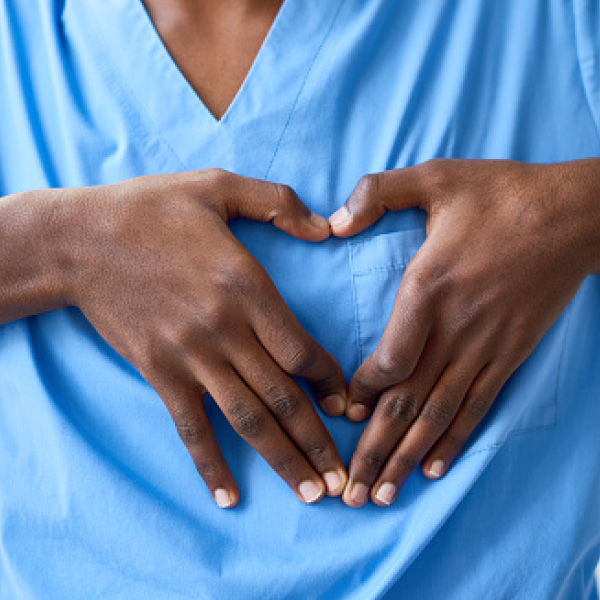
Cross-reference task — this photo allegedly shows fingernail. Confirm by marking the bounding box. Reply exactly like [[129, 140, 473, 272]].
[[321, 394, 346, 416], [349, 481, 369, 506], [309, 212, 329, 230], [214, 488, 233, 508], [347, 403, 369, 421], [329, 205, 351, 228], [323, 471, 343, 495], [428, 459, 445, 478], [375, 482, 396, 505], [299, 480, 323, 504]]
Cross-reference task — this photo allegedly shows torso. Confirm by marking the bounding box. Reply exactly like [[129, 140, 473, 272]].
[[2, 1, 600, 598], [142, 0, 284, 121]]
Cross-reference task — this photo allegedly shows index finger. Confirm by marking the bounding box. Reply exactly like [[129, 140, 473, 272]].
[[247, 277, 348, 417], [346, 265, 433, 420]]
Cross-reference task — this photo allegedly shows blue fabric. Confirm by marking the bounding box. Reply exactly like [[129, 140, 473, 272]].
[[1, 0, 599, 598]]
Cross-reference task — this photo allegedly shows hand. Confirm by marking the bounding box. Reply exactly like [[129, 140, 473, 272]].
[[328, 158, 600, 507], [62, 168, 348, 508]]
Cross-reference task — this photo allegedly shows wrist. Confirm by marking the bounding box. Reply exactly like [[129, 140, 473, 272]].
[[586, 161, 600, 274], [534, 159, 600, 278], [46, 184, 107, 308], [39, 187, 86, 308], [562, 159, 600, 275], [0, 188, 74, 322]]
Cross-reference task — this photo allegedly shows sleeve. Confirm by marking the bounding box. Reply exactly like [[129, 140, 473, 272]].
[[573, 0, 600, 140]]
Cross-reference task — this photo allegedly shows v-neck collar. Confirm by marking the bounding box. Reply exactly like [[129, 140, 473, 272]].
[[137, 0, 292, 127], [76, 0, 345, 175]]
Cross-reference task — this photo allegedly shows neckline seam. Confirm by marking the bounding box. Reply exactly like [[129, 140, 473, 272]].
[[263, 0, 346, 180], [82, 2, 191, 171], [206, 0, 293, 126]]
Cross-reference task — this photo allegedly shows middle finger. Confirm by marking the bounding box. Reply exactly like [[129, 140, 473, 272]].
[[370, 357, 480, 506], [343, 340, 446, 507], [232, 332, 347, 496]]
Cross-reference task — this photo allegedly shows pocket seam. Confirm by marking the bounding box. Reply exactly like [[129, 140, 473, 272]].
[[348, 239, 366, 365], [351, 265, 410, 275], [348, 229, 571, 441]]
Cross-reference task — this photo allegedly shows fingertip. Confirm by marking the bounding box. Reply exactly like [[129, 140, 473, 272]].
[[342, 479, 369, 508], [320, 394, 347, 417], [346, 402, 370, 422], [309, 212, 331, 232], [289, 212, 331, 242], [213, 487, 238, 509], [272, 208, 330, 242], [298, 480, 326, 504], [328, 205, 352, 237], [323, 469, 347, 497], [423, 458, 445, 480], [372, 482, 396, 507]]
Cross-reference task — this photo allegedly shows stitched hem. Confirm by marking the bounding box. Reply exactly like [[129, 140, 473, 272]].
[[571, 0, 600, 145]]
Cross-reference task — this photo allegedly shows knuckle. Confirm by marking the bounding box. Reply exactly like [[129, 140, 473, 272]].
[[464, 393, 490, 420], [174, 418, 208, 445], [229, 401, 267, 439], [448, 303, 479, 338], [443, 430, 468, 451], [374, 348, 412, 381], [284, 342, 318, 375], [357, 450, 386, 473], [404, 263, 445, 303], [137, 346, 164, 381], [204, 167, 229, 184], [401, 266, 427, 297], [355, 172, 381, 202], [139, 331, 189, 379], [421, 399, 455, 427], [196, 302, 232, 338], [381, 391, 420, 425], [352, 374, 381, 401], [194, 459, 219, 478], [404, 254, 450, 295], [201, 168, 231, 199], [214, 256, 257, 297], [267, 390, 302, 421], [420, 158, 452, 196], [303, 441, 330, 471], [392, 453, 420, 473], [275, 183, 297, 208], [272, 454, 297, 479]]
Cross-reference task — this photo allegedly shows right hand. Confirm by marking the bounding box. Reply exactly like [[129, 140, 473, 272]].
[[61, 168, 348, 508]]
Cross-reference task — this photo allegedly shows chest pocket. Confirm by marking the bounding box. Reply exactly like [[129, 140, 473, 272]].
[[348, 228, 570, 455]]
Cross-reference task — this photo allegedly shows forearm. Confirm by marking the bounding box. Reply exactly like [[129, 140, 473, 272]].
[[0, 188, 73, 325]]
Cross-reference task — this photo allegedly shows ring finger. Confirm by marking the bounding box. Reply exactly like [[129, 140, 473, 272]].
[[232, 333, 347, 495], [370, 357, 482, 506], [343, 340, 447, 507]]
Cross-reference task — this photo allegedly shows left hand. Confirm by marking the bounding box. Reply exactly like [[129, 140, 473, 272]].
[[328, 158, 600, 507]]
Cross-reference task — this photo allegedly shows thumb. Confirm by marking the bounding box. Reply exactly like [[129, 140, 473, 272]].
[[328, 167, 430, 238], [219, 172, 330, 242]]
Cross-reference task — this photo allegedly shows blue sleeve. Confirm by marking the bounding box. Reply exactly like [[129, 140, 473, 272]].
[[573, 0, 600, 141]]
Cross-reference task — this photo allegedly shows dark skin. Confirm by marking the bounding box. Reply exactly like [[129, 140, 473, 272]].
[[0, 170, 349, 508], [143, 0, 285, 121], [1, 0, 599, 509], [329, 158, 600, 507]]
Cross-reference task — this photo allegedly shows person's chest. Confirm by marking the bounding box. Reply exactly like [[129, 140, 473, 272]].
[[141, 0, 284, 122], [1, 4, 600, 599]]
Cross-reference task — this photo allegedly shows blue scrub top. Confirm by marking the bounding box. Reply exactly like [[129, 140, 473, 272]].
[[1, 1, 600, 598]]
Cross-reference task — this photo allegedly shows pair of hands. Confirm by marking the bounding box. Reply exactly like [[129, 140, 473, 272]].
[[65, 158, 599, 509]]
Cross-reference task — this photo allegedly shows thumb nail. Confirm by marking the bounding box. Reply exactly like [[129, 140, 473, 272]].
[[329, 205, 351, 229]]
